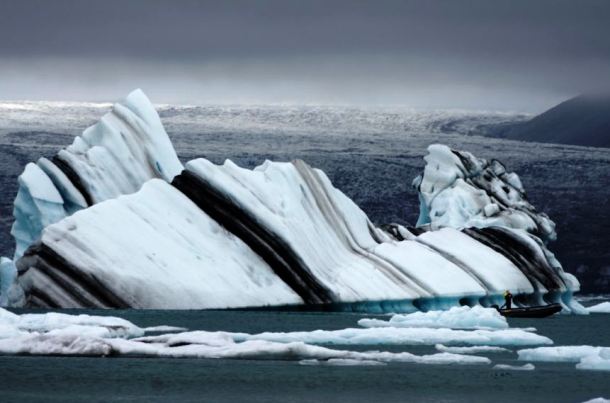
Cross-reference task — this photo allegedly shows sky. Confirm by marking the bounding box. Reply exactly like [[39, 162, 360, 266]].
[[1, 0, 609, 112]]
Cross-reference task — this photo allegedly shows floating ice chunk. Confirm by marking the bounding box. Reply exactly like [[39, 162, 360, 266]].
[[582, 398, 610, 403], [587, 302, 610, 313], [16, 311, 144, 338], [143, 325, 189, 333], [0, 309, 492, 366], [577, 353, 610, 371], [0, 307, 144, 339], [299, 358, 386, 366], [435, 344, 511, 354], [358, 306, 508, 330], [492, 363, 535, 371], [151, 327, 552, 347], [517, 346, 607, 363], [0, 333, 114, 356]]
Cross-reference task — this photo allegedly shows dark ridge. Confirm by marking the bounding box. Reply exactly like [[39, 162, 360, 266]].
[[490, 93, 610, 148], [51, 155, 94, 206], [18, 243, 131, 308], [28, 287, 60, 309], [450, 149, 474, 173], [463, 227, 566, 291], [379, 223, 406, 241], [172, 169, 333, 305]]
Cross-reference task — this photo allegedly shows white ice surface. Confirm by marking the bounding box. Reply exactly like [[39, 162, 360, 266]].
[[8, 89, 183, 266], [587, 302, 610, 313], [358, 306, 508, 330], [0, 307, 144, 339], [184, 158, 547, 305], [37, 180, 302, 309]]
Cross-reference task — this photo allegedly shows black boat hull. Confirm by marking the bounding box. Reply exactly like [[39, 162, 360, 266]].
[[498, 303, 562, 318]]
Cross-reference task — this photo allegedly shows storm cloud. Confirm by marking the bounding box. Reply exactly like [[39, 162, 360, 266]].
[[1, 0, 609, 110]]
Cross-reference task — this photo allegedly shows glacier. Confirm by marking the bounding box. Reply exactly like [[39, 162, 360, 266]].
[[1, 89, 583, 312]]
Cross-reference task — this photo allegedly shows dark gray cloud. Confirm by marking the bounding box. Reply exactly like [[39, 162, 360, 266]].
[[1, 0, 609, 110]]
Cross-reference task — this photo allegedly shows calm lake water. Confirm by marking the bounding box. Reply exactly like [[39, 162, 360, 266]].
[[1, 307, 609, 403]]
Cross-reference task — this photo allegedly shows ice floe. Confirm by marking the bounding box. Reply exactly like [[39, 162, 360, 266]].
[[492, 363, 535, 371], [0, 308, 493, 365], [518, 345, 610, 372], [358, 306, 508, 330], [435, 344, 511, 354], [587, 302, 610, 313]]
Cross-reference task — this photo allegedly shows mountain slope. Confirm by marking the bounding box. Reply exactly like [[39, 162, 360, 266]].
[[498, 94, 610, 148]]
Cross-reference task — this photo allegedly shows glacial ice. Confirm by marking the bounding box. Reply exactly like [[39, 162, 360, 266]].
[[358, 306, 509, 330], [21, 180, 302, 309], [414, 144, 556, 242], [587, 302, 610, 313], [1, 89, 184, 307], [10, 89, 183, 261], [3, 89, 580, 311]]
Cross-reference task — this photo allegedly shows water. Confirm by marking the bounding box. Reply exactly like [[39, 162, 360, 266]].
[[1, 308, 609, 402]]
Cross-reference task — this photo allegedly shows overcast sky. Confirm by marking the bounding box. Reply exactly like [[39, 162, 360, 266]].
[[1, 0, 609, 111]]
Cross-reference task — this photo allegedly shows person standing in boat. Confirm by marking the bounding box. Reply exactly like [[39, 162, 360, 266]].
[[502, 290, 513, 309]]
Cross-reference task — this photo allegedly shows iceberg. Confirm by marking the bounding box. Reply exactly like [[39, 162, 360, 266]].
[[1, 89, 183, 307], [10, 89, 183, 261], [3, 90, 581, 312]]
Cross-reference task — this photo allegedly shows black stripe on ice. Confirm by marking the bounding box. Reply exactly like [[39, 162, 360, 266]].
[[172, 169, 334, 305], [52, 155, 94, 206], [17, 243, 131, 308], [462, 227, 566, 291]]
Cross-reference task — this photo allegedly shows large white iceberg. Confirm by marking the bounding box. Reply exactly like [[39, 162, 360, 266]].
[[3, 90, 581, 312]]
